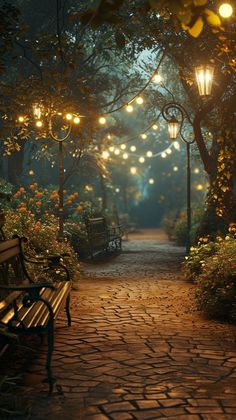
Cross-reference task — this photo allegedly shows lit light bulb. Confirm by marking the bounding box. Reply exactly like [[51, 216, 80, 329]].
[[149, 178, 154, 184], [73, 116, 80, 124], [141, 134, 147, 140], [139, 157, 145, 163], [65, 113, 73, 121], [196, 184, 204, 191], [18, 116, 24, 123], [173, 166, 178, 172], [123, 153, 128, 159], [99, 116, 106, 125], [130, 146, 136, 152], [136, 96, 143, 105], [126, 104, 134, 113], [219, 3, 233, 18], [36, 120, 43, 128], [166, 148, 172, 154], [102, 151, 110, 159], [114, 148, 120, 155], [152, 124, 158, 130], [115, 188, 120, 193], [161, 152, 167, 158], [173, 141, 180, 150], [109, 146, 115, 152], [130, 167, 137, 175], [194, 168, 200, 174], [153, 73, 162, 83], [121, 144, 126, 150], [107, 134, 112, 140]]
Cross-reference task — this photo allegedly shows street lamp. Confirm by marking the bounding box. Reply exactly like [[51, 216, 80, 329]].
[[33, 106, 80, 239], [162, 102, 195, 253], [195, 64, 214, 96]]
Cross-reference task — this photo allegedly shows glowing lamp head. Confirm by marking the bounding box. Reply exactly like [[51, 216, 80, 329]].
[[18, 116, 25, 123], [195, 64, 214, 96], [99, 116, 106, 125], [219, 3, 233, 18], [126, 104, 133, 113], [73, 116, 80, 124], [65, 113, 73, 121], [136, 96, 143, 105], [167, 116, 180, 140], [33, 104, 42, 120], [36, 120, 43, 128]]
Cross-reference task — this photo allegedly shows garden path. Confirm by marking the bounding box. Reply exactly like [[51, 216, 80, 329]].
[[2, 229, 236, 419]]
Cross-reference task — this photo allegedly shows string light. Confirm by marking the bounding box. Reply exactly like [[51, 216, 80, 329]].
[[99, 116, 107, 125], [121, 144, 126, 150], [102, 151, 110, 159], [109, 146, 115, 152], [196, 184, 204, 191], [115, 188, 120, 193], [161, 152, 167, 158], [166, 148, 172, 154], [65, 113, 73, 121], [139, 157, 145, 163], [126, 105, 134, 113], [73, 116, 80, 124], [130, 167, 137, 175], [146, 151, 153, 157], [107, 134, 112, 139], [141, 134, 147, 140], [114, 148, 120, 155], [173, 166, 178, 172], [123, 153, 129, 159], [136, 96, 144, 105], [130, 145, 136, 152], [36, 120, 43, 128], [152, 124, 158, 130], [153, 73, 162, 83], [149, 178, 154, 184], [173, 141, 180, 150], [194, 168, 200, 174], [18, 116, 25, 123]]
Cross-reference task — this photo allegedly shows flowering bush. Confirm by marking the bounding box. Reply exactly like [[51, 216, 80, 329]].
[[183, 225, 236, 321], [3, 208, 80, 282]]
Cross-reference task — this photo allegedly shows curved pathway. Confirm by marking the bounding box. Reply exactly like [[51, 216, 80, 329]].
[[2, 229, 236, 419]]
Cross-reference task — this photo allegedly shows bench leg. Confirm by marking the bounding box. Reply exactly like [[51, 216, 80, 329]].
[[45, 319, 55, 394], [65, 294, 71, 326]]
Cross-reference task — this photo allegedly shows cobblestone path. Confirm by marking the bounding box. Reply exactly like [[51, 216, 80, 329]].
[[2, 230, 236, 419]]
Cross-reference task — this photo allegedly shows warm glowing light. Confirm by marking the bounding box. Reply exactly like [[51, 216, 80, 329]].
[[109, 146, 115, 152], [141, 134, 147, 140], [102, 151, 110, 159], [146, 151, 153, 158], [152, 124, 158, 130], [194, 168, 200, 174], [139, 156, 145, 163], [121, 144, 126, 150], [126, 104, 134, 113], [29, 170, 34, 175], [99, 116, 107, 125], [107, 134, 112, 140], [219, 3, 233, 18], [36, 120, 43, 128], [149, 178, 154, 184], [73, 116, 80, 124], [130, 146, 136, 152], [130, 166, 137, 175], [123, 153, 129, 159], [65, 113, 73, 121], [18, 116, 25, 123], [153, 73, 162, 83], [196, 184, 204, 191], [114, 148, 120, 155], [173, 141, 180, 150], [173, 166, 178, 172], [161, 152, 167, 158], [195, 65, 214, 96], [136, 96, 143, 105], [33, 104, 42, 119], [166, 148, 172, 155], [168, 117, 180, 139], [115, 188, 120, 193]]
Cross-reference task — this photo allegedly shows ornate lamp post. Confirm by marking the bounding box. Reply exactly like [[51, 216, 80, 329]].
[[162, 102, 195, 253], [32, 105, 81, 239], [194, 64, 214, 96]]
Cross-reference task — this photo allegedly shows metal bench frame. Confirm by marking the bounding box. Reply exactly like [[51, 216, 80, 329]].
[[0, 236, 71, 393]]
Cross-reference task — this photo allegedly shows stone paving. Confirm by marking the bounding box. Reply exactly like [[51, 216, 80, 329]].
[[1, 229, 236, 419]]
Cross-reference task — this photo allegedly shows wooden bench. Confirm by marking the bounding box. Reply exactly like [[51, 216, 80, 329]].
[[84, 216, 122, 259], [0, 236, 71, 392]]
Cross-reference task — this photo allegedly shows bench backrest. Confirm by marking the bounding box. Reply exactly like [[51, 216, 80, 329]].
[[0, 238, 21, 264], [0, 238, 27, 295]]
